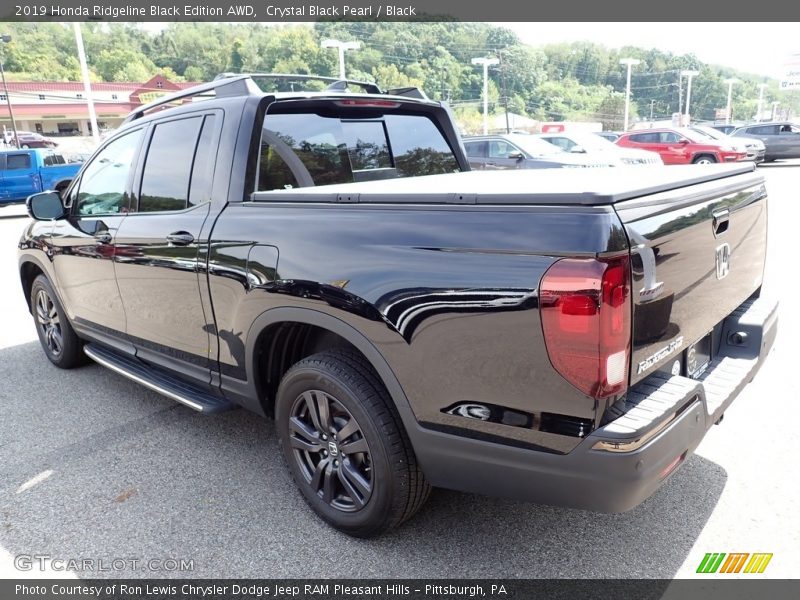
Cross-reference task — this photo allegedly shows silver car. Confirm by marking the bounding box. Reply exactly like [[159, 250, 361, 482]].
[[535, 131, 663, 166], [463, 133, 616, 170], [689, 125, 765, 163]]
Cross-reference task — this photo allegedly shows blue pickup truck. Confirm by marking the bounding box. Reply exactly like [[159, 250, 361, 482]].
[[0, 148, 81, 203]]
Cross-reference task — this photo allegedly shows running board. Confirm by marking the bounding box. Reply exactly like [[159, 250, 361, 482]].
[[84, 343, 235, 414]]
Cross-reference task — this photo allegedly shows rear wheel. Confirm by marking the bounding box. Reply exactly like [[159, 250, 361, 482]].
[[692, 154, 717, 165], [275, 349, 430, 537], [30, 275, 86, 369]]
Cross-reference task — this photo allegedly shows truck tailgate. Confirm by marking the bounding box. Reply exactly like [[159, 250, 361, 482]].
[[614, 167, 767, 386]]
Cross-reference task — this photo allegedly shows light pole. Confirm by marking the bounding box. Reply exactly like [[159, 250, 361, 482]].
[[73, 24, 99, 145], [472, 57, 499, 135], [681, 70, 700, 123], [321, 39, 360, 81], [756, 83, 768, 122], [620, 58, 640, 131], [723, 78, 740, 125], [771, 101, 780, 121], [0, 34, 19, 148]]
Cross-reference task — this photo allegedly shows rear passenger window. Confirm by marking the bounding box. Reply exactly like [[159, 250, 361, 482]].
[[6, 154, 31, 170], [629, 133, 657, 143], [464, 141, 487, 157], [139, 116, 205, 212], [42, 153, 66, 166]]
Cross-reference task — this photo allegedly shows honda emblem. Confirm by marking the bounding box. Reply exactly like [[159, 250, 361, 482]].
[[715, 243, 731, 280]]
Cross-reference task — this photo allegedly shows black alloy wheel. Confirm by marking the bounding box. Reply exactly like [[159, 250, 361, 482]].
[[276, 349, 430, 537]]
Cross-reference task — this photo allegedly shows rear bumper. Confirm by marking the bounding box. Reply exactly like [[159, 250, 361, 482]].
[[412, 295, 777, 512]]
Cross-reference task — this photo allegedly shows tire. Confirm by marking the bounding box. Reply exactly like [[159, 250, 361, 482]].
[[692, 155, 717, 165], [275, 348, 430, 538], [21, 144, 29, 149], [30, 275, 86, 369]]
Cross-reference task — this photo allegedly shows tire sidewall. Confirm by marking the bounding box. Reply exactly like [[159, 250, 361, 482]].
[[30, 276, 80, 368], [275, 363, 397, 533]]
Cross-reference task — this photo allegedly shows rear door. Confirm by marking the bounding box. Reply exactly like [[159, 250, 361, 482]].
[[113, 111, 221, 386], [464, 140, 488, 169]]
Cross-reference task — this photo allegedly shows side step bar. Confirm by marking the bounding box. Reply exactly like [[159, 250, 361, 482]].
[[84, 343, 235, 414]]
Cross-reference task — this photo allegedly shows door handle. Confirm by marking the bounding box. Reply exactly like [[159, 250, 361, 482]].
[[94, 232, 112, 244], [166, 231, 195, 246], [712, 209, 730, 236]]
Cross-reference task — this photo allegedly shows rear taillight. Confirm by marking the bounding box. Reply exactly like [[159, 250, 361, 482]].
[[539, 255, 631, 399]]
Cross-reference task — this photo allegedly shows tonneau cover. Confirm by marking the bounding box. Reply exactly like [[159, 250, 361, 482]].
[[251, 163, 756, 206]]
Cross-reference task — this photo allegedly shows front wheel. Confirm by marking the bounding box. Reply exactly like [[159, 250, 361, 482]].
[[30, 275, 86, 369], [275, 349, 430, 537], [692, 155, 717, 165]]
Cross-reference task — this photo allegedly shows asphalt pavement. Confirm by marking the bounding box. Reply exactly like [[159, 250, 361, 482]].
[[0, 163, 797, 579]]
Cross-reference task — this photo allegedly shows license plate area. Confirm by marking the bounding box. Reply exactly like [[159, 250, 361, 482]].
[[686, 332, 712, 379]]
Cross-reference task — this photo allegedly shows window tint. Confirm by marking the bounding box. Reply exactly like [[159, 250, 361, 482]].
[[488, 140, 518, 158], [43, 153, 66, 166], [6, 154, 32, 170], [747, 125, 779, 135], [659, 132, 681, 143], [76, 129, 143, 216], [464, 141, 487, 157], [188, 115, 217, 206], [256, 110, 460, 190], [545, 137, 574, 151], [139, 116, 203, 212], [629, 132, 658, 143]]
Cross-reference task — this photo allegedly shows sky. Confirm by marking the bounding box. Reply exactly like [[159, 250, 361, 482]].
[[501, 22, 798, 80], [138, 21, 799, 81]]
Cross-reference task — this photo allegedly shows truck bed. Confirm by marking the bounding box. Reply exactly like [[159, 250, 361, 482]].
[[251, 163, 756, 206]]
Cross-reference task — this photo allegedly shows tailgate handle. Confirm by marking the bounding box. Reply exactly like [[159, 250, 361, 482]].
[[712, 209, 730, 236]]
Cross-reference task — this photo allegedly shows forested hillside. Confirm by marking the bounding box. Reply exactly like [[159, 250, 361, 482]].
[[0, 22, 795, 129]]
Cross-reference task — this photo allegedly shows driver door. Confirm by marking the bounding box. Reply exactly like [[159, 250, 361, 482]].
[[50, 127, 146, 352]]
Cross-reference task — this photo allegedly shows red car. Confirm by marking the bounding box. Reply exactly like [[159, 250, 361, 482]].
[[616, 128, 747, 165]]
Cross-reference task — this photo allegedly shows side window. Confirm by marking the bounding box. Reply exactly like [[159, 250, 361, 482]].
[[748, 125, 778, 136], [488, 140, 515, 158], [464, 141, 487, 158], [43, 153, 66, 166], [138, 116, 203, 212], [659, 132, 681, 143], [629, 133, 657, 143], [7, 154, 32, 170], [76, 129, 143, 216], [188, 115, 217, 206], [546, 137, 573, 151]]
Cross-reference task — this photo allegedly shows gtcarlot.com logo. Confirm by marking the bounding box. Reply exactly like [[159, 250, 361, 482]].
[[14, 554, 194, 572], [696, 552, 773, 574]]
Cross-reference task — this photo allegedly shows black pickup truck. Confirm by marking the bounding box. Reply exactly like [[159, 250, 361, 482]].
[[19, 74, 777, 537]]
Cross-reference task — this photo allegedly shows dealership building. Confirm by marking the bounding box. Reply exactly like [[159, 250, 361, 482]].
[[0, 75, 197, 137]]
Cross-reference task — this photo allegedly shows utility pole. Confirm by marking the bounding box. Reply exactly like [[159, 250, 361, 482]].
[[321, 39, 361, 81], [756, 83, 768, 122], [771, 101, 780, 121], [498, 50, 510, 134], [723, 78, 740, 124], [472, 56, 499, 135], [649, 99, 655, 121], [73, 23, 98, 145], [681, 70, 700, 123], [677, 72, 683, 118], [0, 34, 18, 148], [620, 58, 640, 131]]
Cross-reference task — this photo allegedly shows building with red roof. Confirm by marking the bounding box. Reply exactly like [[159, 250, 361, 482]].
[[0, 74, 199, 137]]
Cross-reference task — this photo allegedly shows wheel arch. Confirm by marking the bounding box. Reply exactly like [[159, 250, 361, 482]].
[[244, 307, 416, 429], [19, 256, 48, 313]]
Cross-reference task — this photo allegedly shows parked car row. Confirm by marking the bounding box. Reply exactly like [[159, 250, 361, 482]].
[[2, 130, 58, 149]]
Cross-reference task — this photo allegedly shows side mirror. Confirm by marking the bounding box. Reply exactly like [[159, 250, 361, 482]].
[[26, 191, 65, 221], [679, 139, 690, 145], [508, 151, 524, 161], [570, 145, 586, 153]]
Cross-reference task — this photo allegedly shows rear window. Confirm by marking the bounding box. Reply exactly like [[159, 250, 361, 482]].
[[42, 153, 66, 166], [6, 154, 32, 170], [256, 108, 460, 191]]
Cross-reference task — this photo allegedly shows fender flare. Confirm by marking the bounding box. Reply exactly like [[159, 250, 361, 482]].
[[244, 306, 419, 434]]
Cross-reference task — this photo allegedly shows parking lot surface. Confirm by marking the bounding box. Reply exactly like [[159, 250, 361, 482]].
[[0, 163, 797, 579]]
